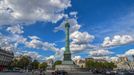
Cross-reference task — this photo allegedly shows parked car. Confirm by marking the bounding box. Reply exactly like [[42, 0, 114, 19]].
[[52, 70, 68, 75]]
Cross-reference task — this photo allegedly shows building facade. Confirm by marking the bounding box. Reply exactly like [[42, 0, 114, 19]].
[[74, 59, 85, 68], [112, 56, 134, 71], [0, 49, 14, 71]]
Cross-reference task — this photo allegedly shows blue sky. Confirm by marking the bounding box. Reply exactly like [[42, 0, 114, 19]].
[[0, 0, 134, 61]]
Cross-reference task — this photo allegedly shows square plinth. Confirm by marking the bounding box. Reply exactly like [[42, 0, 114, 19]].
[[62, 60, 74, 65]]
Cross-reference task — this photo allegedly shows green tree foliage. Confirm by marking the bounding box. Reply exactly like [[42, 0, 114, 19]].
[[39, 62, 48, 70], [17, 55, 32, 69], [10, 59, 18, 68], [10, 55, 32, 69], [31, 60, 40, 69], [85, 60, 117, 70], [8, 59, 18, 70], [53, 60, 62, 68]]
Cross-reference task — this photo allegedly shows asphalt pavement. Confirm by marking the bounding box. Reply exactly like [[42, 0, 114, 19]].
[[0, 72, 102, 75], [0, 72, 32, 75]]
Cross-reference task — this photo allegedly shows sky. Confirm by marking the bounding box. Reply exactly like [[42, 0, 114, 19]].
[[0, 0, 134, 61]]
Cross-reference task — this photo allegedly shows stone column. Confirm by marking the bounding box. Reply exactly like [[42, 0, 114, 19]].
[[65, 22, 70, 53], [63, 22, 72, 62]]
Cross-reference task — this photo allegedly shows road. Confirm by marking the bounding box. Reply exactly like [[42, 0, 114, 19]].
[[0, 72, 32, 75], [46, 72, 102, 75], [0, 72, 102, 75]]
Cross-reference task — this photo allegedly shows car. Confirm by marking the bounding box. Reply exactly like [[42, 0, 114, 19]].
[[52, 70, 68, 75]]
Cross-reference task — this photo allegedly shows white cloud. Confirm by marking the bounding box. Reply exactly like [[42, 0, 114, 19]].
[[69, 11, 77, 16], [28, 36, 40, 40], [0, 33, 26, 52], [60, 31, 95, 52], [0, 41, 15, 52], [71, 31, 94, 44], [25, 36, 59, 51], [69, 11, 77, 18], [6, 24, 26, 48], [45, 55, 55, 60], [70, 31, 95, 52], [15, 51, 42, 60], [0, 32, 59, 53], [7, 25, 24, 34], [117, 54, 126, 57], [0, 0, 71, 25], [0, 27, 27, 53], [60, 41, 95, 52], [55, 18, 81, 33], [25, 39, 43, 49], [102, 35, 134, 47], [110, 56, 118, 62], [70, 43, 95, 52], [13, 35, 27, 47], [89, 49, 114, 56], [23, 51, 42, 60], [72, 56, 81, 60], [112, 49, 134, 61], [125, 49, 134, 56]]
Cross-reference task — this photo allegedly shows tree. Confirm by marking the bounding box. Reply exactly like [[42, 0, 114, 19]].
[[53, 60, 62, 68], [85, 60, 117, 70], [31, 60, 40, 69], [10, 59, 18, 68], [9, 55, 33, 69], [9, 59, 19, 70], [85, 60, 95, 69], [17, 55, 32, 69], [39, 62, 48, 70]]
